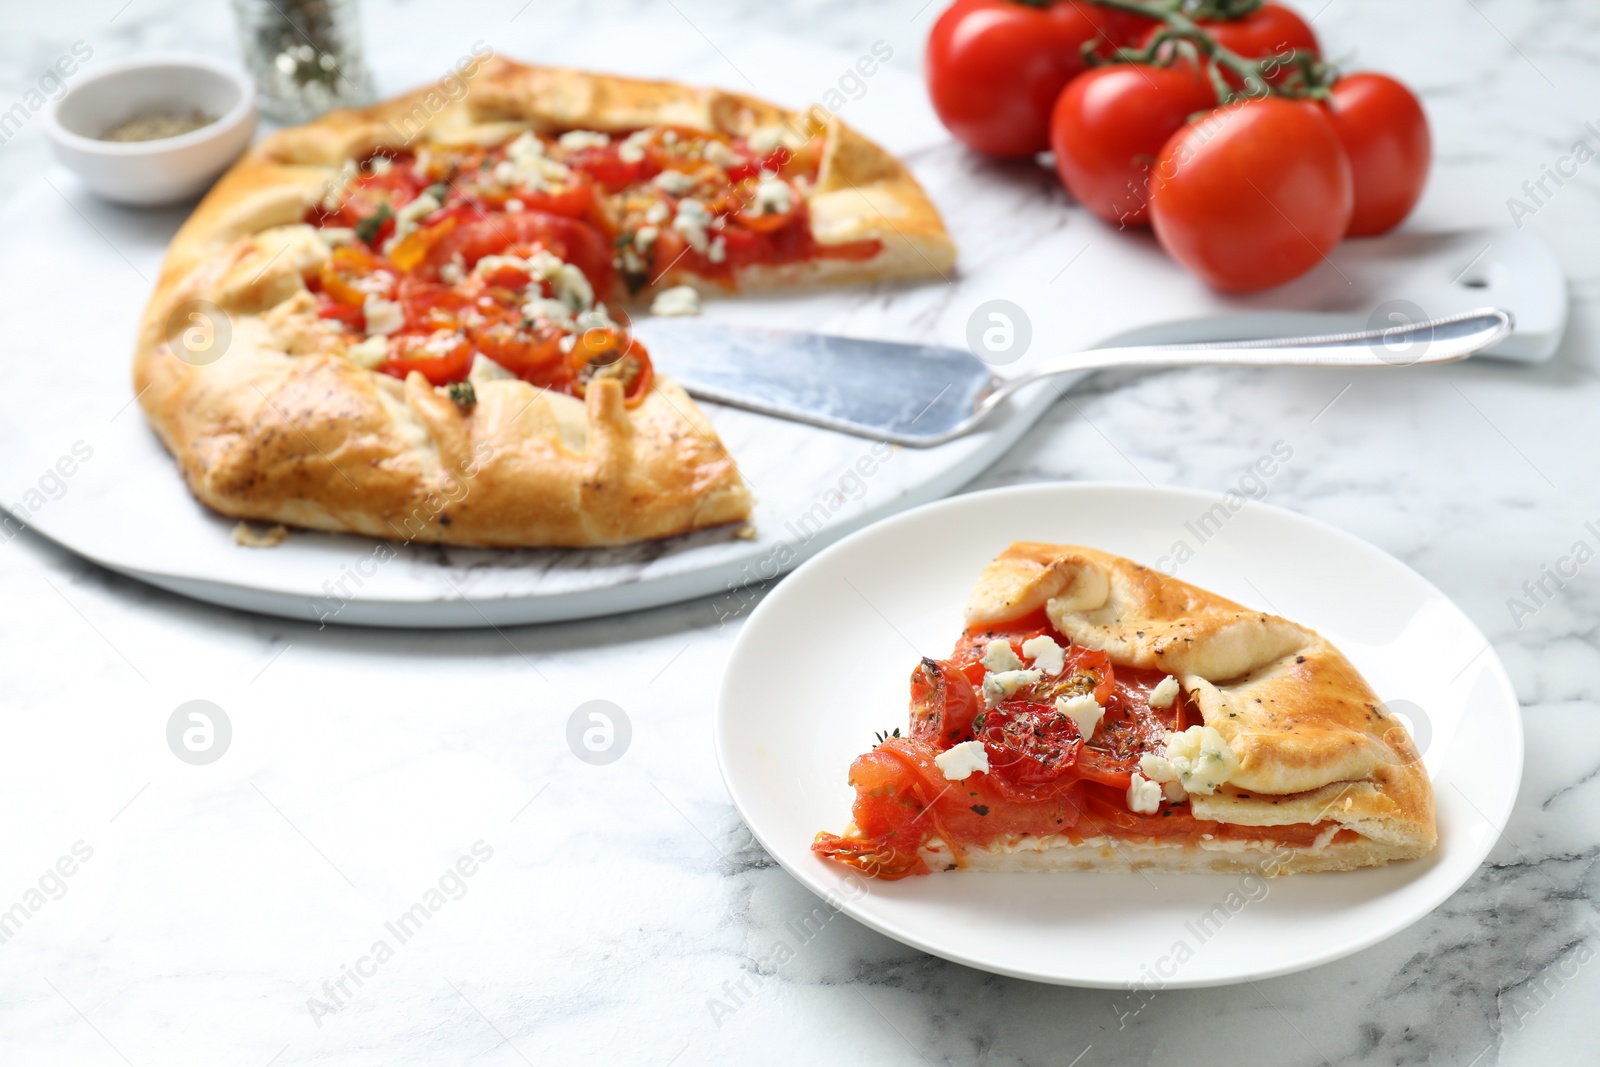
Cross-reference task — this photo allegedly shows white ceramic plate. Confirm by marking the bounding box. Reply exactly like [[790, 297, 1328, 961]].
[[716, 483, 1521, 987]]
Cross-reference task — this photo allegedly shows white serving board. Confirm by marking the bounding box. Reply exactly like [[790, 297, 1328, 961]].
[[0, 33, 1565, 628]]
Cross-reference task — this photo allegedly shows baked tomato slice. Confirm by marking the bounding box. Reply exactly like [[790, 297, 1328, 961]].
[[380, 331, 474, 385], [908, 658, 981, 749], [426, 209, 615, 296]]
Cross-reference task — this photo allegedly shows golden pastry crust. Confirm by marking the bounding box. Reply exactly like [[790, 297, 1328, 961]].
[[963, 543, 1437, 858], [137, 59, 954, 546]]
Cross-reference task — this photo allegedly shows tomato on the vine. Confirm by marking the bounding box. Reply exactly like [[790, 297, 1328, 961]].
[[926, 0, 1154, 158], [1149, 97, 1352, 292], [1325, 72, 1431, 236], [1200, 3, 1318, 66], [1145, 2, 1319, 88], [1049, 62, 1215, 227]]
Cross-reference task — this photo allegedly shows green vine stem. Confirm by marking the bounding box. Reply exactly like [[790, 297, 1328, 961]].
[[1083, 0, 1335, 106]]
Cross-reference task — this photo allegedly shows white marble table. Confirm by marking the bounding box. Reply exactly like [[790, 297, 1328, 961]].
[[2, 1, 1597, 1064]]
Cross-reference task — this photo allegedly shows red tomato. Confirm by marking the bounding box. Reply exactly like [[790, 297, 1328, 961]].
[[926, 0, 1155, 157], [1325, 72, 1431, 236], [1049, 63, 1216, 227], [1150, 97, 1352, 292]]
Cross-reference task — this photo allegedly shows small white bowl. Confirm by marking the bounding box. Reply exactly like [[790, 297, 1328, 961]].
[[45, 55, 256, 206]]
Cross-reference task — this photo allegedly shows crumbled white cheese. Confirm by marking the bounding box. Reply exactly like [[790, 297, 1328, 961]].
[[521, 296, 575, 326], [702, 139, 739, 168], [1148, 675, 1180, 709], [397, 192, 440, 227], [574, 305, 619, 332], [1127, 773, 1163, 815], [506, 131, 544, 162], [317, 227, 356, 247], [982, 669, 1041, 707], [552, 265, 593, 311], [420, 329, 464, 356], [1163, 725, 1239, 795], [617, 129, 653, 164], [524, 250, 564, 277], [1139, 754, 1177, 782], [362, 295, 404, 336], [752, 175, 794, 215], [353, 269, 395, 296], [522, 250, 594, 311], [672, 198, 714, 254], [439, 255, 465, 285], [934, 740, 989, 782], [981, 639, 1024, 673], [468, 354, 515, 384], [747, 123, 803, 156], [383, 192, 441, 252], [662, 130, 678, 145], [1020, 635, 1065, 677], [633, 225, 659, 253], [1055, 692, 1104, 741], [473, 253, 530, 280], [504, 197, 524, 213], [344, 335, 389, 368], [368, 155, 392, 176], [650, 285, 701, 317], [1138, 754, 1188, 803], [558, 129, 610, 150], [644, 200, 671, 225], [747, 125, 783, 156], [497, 131, 572, 191], [653, 169, 697, 196], [707, 236, 727, 264]]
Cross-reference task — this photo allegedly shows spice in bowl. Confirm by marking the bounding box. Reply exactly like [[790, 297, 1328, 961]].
[[100, 110, 216, 143]]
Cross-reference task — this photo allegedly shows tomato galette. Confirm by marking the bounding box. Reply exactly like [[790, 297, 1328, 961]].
[[814, 544, 1436, 878], [135, 58, 954, 547]]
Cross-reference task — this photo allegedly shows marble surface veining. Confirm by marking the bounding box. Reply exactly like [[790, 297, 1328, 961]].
[[0, 0, 1598, 1064]]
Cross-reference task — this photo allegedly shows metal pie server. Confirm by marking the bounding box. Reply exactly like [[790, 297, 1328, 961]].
[[631, 308, 1514, 448]]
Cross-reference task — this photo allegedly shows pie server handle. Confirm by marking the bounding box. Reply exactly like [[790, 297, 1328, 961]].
[[633, 308, 1513, 448]]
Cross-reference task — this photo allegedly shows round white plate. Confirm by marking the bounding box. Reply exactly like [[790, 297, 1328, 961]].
[[716, 483, 1521, 987]]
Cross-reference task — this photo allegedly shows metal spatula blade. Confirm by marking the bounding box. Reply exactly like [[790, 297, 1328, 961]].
[[631, 310, 1514, 448], [629, 319, 992, 443]]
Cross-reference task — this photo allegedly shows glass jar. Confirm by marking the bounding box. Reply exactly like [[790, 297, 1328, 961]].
[[230, 0, 375, 124]]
